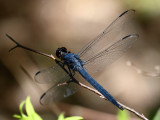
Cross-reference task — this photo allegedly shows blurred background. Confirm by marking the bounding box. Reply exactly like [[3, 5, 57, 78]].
[[0, 0, 160, 120]]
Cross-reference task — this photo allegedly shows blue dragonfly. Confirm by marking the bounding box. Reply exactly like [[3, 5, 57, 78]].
[[7, 9, 139, 110]]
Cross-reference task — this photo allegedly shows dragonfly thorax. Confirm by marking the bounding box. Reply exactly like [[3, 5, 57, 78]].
[[62, 53, 84, 71]]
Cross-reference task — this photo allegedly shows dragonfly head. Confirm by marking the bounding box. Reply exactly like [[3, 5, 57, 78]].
[[56, 47, 67, 59]]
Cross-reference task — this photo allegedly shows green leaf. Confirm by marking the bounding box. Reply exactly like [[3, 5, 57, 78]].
[[19, 101, 26, 116], [13, 113, 28, 120], [13, 96, 43, 120], [13, 114, 22, 119], [25, 97, 35, 116], [153, 108, 160, 120], [58, 113, 65, 120], [117, 109, 130, 120], [31, 112, 43, 120], [25, 96, 42, 120], [64, 116, 83, 120]]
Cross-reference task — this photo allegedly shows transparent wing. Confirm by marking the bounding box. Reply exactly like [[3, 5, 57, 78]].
[[84, 34, 139, 73], [78, 10, 136, 62], [40, 79, 79, 105], [35, 64, 79, 104], [34, 64, 69, 84]]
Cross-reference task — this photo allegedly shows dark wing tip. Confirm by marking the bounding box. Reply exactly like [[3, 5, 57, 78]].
[[34, 71, 41, 83], [119, 9, 136, 17], [35, 71, 41, 76], [122, 34, 139, 40], [39, 93, 46, 105]]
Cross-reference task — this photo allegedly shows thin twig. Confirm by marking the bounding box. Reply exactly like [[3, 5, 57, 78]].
[[76, 81, 149, 120], [118, 103, 148, 120], [6, 34, 56, 60], [7, 34, 149, 120]]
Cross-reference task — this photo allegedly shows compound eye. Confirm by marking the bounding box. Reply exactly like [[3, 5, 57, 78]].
[[61, 47, 67, 53], [56, 47, 67, 58], [56, 48, 62, 58]]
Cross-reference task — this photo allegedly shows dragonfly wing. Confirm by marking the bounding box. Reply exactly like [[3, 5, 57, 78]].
[[34, 64, 69, 84], [35, 63, 79, 104], [40, 79, 79, 104], [78, 10, 136, 63], [84, 34, 139, 73]]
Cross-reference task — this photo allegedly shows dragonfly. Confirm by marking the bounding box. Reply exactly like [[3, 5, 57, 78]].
[[7, 9, 139, 110]]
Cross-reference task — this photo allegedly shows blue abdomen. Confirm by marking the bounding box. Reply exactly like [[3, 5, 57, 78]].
[[78, 68, 123, 110]]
